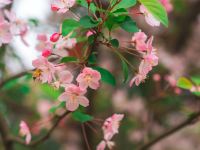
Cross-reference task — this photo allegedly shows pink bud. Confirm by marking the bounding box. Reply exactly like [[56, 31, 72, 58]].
[[42, 49, 52, 57], [51, 5, 59, 11], [87, 0, 92, 4], [50, 32, 61, 42]]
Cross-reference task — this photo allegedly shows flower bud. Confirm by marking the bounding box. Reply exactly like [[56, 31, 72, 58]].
[[42, 49, 52, 57], [50, 32, 61, 42]]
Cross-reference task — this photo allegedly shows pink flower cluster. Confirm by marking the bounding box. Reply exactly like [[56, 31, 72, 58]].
[[130, 31, 159, 86], [32, 54, 101, 111], [0, 1, 28, 47], [97, 114, 124, 150]]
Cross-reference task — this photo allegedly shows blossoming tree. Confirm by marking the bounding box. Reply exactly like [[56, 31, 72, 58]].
[[1, 0, 200, 150]]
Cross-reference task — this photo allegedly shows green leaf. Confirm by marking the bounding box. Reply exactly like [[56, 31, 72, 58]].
[[191, 76, 200, 85], [62, 19, 79, 36], [193, 92, 200, 97], [110, 39, 119, 48], [119, 16, 139, 33], [177, 77, 193, 90], [60, 56, 78, 63], [88, 34, 95, 44], [76, 0, 97, 13], [40, 84, 61, 100], [92, 66, 116, 86], [88, 52, 97, 65], [139, 0, 168, 27], [111, 0, 137, 12], [122, 60, 129, 83], [72, 111, 93, 123], [80, 16, 101, 28]]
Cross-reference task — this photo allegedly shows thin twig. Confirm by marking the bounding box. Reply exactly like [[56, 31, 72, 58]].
[[138, 111, 200, 150], [10, 111, 71, 147], [81, 124, 91, 150]]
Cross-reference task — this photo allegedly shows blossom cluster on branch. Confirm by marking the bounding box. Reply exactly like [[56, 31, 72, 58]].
[[0, 0, 174, 149]]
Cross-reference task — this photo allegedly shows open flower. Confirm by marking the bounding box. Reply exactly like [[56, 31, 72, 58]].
[[143, 37, 159, 67], [76, 67, 101, 90], [58, 84, 89, 111], [97, 114, 124, 150], [32, 57, 56, 83], [131, 31, 147, 51], [53, 70, 73, 88], [140, 5, 160, 27], [19, 121, 31, 145], [0, 18, 12, 46], [51, 0, 76, 14]]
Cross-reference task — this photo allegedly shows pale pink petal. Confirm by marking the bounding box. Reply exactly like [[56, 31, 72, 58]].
[[66, 98, 79, 111], [96, 141, 106, 150], [78, 96, 89, 107]]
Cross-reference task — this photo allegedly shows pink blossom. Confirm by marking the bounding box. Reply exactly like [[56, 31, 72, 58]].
[[54, 70, 73, 88], [129, 72, 146, 87], [58, 84, 89, 111], [4, 10, 28, 46], [0, 0, 11, 8], [140, 5, 160, 27], [51, 0, 76, 14], [0, 18, 12, 46], [131, 31, 147, 51], [76, 67, 101, 90], [32, 57, 56, 83], [55, 37, 77, 50], [96, 114, 124, 150], [102, 114, 124, 141], [19, 121, 31, 145], [160, 0, 173, 13], [143, 37, 159, 67], [36, 34, 52, 51]]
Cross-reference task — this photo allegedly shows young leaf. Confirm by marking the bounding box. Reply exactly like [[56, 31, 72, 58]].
[[191, 76, 200, 85], [119, 16, 139, 33], [139, 0, 168, 27], [111, 0, 137, 12], [110, 39, 119, 48], [76, 0, 97, 13], [72, 111, 93, 123], [60, 56, 78, 63], [122, 60, 129, 83], [62, 19, 79, 36], [80, 16, 101, 28], [92, 66, 116, 86], [177, 77, 193, 90]]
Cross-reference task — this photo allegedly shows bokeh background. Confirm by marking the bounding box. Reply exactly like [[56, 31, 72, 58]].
[[0, 0, 200, 150]]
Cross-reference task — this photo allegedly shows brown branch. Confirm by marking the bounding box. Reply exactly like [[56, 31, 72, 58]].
[[0, 71, 30, 89], [0, 113, 13, 150], [10, 111, 71, 147], [138, 111, 200, 150]]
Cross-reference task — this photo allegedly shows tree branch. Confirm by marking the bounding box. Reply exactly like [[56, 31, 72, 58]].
[[0, 71, 29, 89], [10, 111, 71, 147], [138, 111, 200, 150], [0, 113, 13, 150]]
